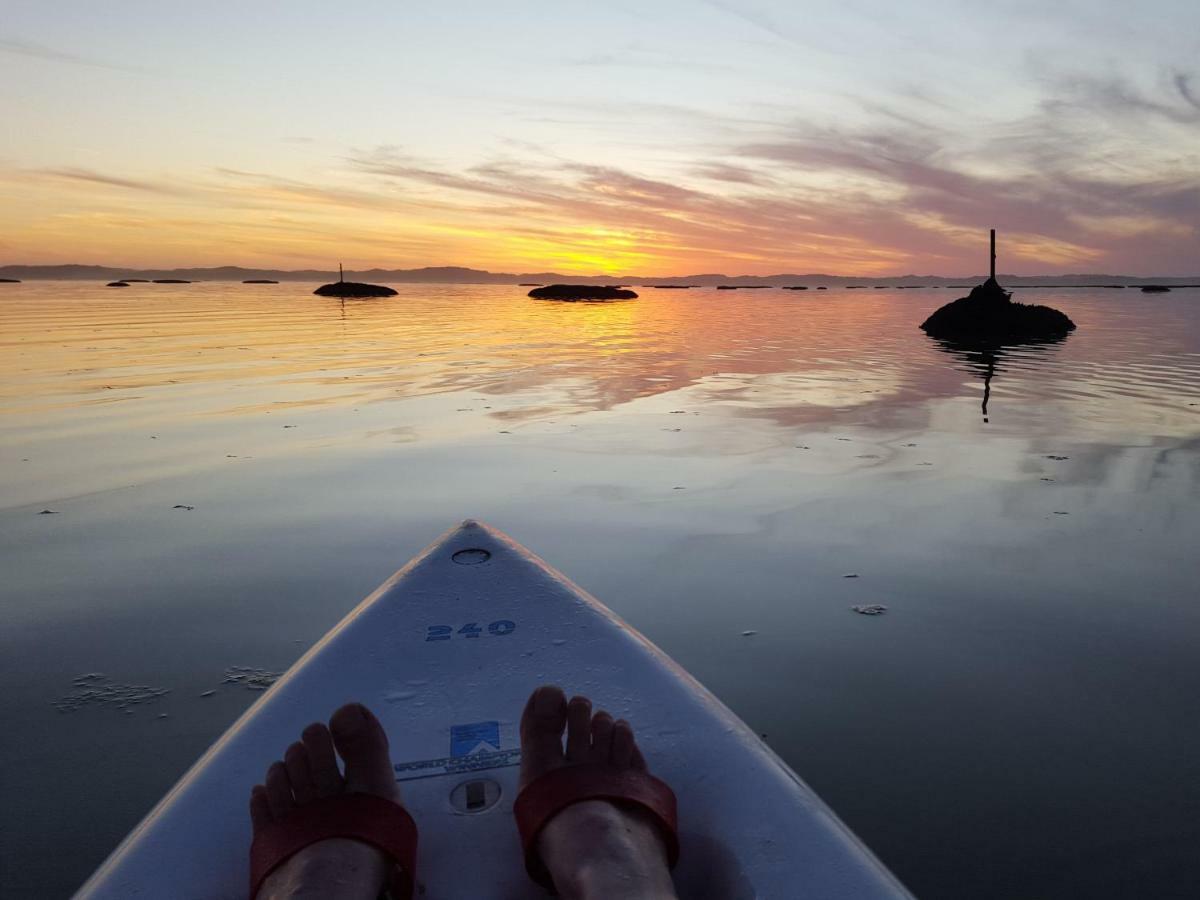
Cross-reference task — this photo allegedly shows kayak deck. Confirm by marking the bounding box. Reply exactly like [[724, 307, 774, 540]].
[[78, 520, 911, 899]]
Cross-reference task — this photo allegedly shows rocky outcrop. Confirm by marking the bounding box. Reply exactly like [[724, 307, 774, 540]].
[[106, 281, 130, 287], [528, 284, 637, 301], [1140, 285, 1170, 293], [920, 277, 1075, 342], [0, 278, 20, 283], [314, 281, 398, 297]]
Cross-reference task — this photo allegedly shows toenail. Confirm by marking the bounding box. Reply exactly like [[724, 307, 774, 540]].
[[533, 687, 562, 715]]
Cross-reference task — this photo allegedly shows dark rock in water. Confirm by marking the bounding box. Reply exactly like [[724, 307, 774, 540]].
[[528, 284, 637, 301], [0, 278, 20, 283], [846, 285, 865, 289], [518, 283, 543, 287], [716, 285, 737, 290], [816, 286, 828, 290], [243, 279, 279, 284], [920, 277, 1075, 342], [153, 279, 191, 284], [784, 286, 809, 290], [314, 281, 397, 297], [1140, 285, 1170, 293], [106, 281, 130, 287]]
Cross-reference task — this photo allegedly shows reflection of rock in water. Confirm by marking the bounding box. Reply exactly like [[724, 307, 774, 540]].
[[930, 334, 1067, 423]]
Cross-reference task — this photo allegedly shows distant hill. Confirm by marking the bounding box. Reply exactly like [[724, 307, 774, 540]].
[[1, 263, 1197, 287]]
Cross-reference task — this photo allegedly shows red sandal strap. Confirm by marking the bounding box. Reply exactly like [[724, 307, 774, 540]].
[[249, 793, 417, 899], [513, 764, 679, 890]]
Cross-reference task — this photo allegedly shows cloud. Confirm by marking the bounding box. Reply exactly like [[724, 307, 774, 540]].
[[0, 37, 139, 72], [8, 53, 1198, 275], [1176, 74, 1200, 112], [35, 167, 184, 194], [1040, 68, 1200, 126], [330, 67, 1199, 274], [691, 163, 769, 185]]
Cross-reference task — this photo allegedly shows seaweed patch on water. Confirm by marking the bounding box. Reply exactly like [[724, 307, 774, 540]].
[[54, 673, 170, 712], [223, 666, 282, 691]]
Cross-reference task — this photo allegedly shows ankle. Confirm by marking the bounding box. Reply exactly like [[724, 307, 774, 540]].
[[258, 838, 388, 899], [540, 801, 676, 900]]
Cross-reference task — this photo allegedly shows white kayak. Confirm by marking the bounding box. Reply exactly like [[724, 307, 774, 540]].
[[78, 520, 912, 899]]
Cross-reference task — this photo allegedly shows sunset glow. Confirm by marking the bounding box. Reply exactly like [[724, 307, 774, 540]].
[[2, 2, 1197, 275]]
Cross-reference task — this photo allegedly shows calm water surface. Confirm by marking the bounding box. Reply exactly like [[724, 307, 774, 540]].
[[2, 282, 1199, 898]]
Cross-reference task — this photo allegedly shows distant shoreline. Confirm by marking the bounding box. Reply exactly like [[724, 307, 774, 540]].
[[1, 263, 1198, 288]]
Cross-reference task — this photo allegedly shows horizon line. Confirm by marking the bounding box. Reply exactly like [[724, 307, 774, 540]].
[[3, 262, 1199, 282]]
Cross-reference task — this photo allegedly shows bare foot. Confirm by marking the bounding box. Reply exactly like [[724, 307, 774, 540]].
[[250, 703, 402, 899], [519, 685, 678, 900]]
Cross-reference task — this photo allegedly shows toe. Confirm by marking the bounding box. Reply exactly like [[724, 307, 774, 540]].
[[519, 685, 568, 786], [265, 761, 294, 818], [302, 722, 343, 797], [565, 695, 592, 761], [589, 710, 615, 763], [284, 742, 316, 805], [611, 719, 635, 768], [329, 703, 398, 799], [249, 784, 273, 831], [630, 742, 649, 772]]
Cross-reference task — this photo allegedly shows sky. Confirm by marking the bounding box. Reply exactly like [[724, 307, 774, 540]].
[[1, 0, 1197, 275]]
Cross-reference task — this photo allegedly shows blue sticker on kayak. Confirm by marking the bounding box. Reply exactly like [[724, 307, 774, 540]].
[[450, 721, 501, 757]]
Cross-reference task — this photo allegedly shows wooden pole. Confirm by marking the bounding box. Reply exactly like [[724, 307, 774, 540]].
[[339, 262, 344, 283], [990, 229, 996, 280]]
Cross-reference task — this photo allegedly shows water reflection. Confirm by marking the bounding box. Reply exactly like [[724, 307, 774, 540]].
[[928, 335, 1069, 423], [3, 284, 1200, 900]]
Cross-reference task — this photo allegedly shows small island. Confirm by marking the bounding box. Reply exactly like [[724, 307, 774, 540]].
[[920, 231, 1075, 342], [784, 286, 809, 290], [106, 281, 130, 287], [716, 285, 737, 290], [314, 265, 397, 297], [651, 284, 695, 289], [518, 283, 543, 287], [314, 281, 397, 297], [528, 284, 637, 301], [1140, 285, 1170, 293], [0, 278, 21, 283], [243, 279, 279, 284]]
